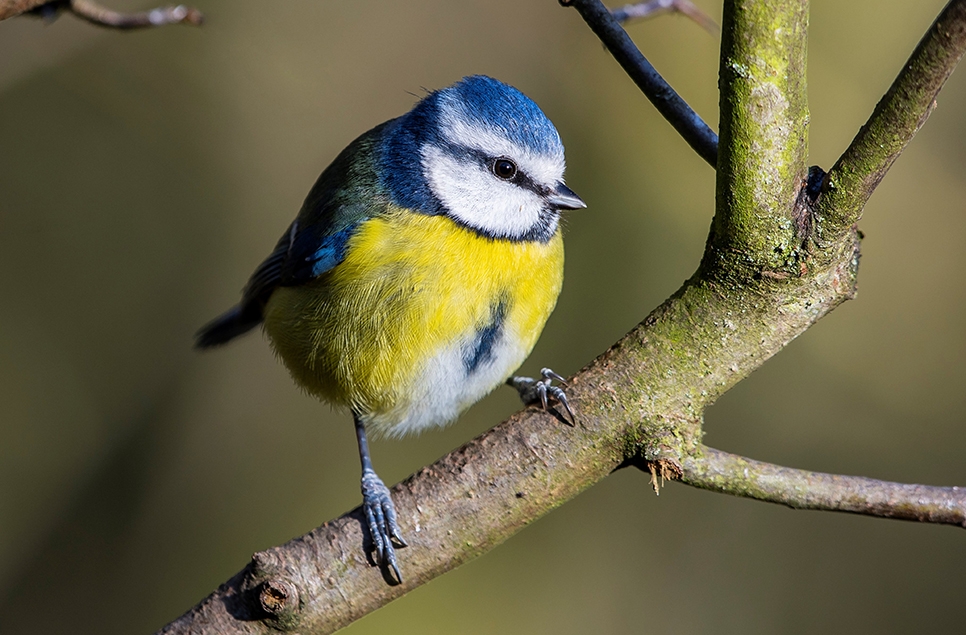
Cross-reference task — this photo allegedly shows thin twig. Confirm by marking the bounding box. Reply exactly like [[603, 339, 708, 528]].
[[678, 446, 966, 526], [69, 0, 202, 28], [561, 0, 719, 167], [818, 0, 966, 239], [7, 0, 203, 27], [612, 0, 720, 35]]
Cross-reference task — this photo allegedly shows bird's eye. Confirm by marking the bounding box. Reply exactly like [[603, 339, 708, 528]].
[[492, 158, 517, 180]]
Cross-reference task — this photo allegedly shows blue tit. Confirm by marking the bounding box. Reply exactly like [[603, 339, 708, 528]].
[[196, 75, 585, 581]]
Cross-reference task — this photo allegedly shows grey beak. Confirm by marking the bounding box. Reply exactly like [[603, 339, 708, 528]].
[[546, 182, 586, 210]]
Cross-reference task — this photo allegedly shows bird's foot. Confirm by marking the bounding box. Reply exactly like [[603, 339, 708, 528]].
[[507, 367, 575, 425], [361, 469, 407, 582]]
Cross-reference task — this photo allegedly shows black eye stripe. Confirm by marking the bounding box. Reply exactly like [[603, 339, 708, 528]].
[[436, 140, 545, 196]]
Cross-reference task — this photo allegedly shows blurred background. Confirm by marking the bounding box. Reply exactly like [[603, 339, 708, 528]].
[[1, 0, 964, 632]]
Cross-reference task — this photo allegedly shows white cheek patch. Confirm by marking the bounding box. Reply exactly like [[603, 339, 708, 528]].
[[438, 109, 566, 188], [421, 144, 550, 239]]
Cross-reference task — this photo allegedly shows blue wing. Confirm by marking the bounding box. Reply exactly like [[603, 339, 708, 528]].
[[195, 124, 388, 348], [194, 217, 359, 348]]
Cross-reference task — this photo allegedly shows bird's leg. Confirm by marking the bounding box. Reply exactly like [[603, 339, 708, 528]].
[[354, 414, 406, 582], [507, 367, 575, 424]]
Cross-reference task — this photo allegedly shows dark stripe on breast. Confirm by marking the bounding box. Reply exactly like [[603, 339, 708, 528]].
[[464, 299, 508, 375]]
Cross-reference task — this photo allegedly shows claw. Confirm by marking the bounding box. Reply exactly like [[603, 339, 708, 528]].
[[541, 368, 567, 385], [507, 367, 576, 425], [361, 468, 406, 582], [547, 384, 576, 424]]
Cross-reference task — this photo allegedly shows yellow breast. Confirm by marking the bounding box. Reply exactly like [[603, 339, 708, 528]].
[[262, 208, 563, 435]]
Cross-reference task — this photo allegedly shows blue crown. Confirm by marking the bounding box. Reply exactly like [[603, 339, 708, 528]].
[[440, 75, 562, 155], [380, 76, 562, 214]]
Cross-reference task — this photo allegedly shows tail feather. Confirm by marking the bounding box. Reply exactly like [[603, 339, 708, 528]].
[[195, 305, 262, 348]]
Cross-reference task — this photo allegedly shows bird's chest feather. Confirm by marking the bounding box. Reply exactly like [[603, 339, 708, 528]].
[[263, 209, 563, 435]]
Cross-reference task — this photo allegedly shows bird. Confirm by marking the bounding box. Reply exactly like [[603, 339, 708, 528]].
[[195, 75, 585, 582]]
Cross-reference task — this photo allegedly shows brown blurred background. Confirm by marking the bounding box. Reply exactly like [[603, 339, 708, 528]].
[[1, 0, 964, 633]]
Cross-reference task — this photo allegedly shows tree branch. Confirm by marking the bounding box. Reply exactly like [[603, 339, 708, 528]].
[[0, 0, 48, 19], [818, 0, 966, 239], [562, 0, 719, 167], [156, 248, 886, 635], [611, 0, 720, 35], [68, 0, 202, 28], [1, 0, 203, 28], [709, 0, 811, 274], [676, 446, 966, 526]]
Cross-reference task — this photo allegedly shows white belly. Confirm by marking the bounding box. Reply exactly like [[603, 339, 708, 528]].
[[364, 322, 529, 438]]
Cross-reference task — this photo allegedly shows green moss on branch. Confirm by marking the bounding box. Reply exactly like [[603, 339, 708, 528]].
[[713, 0, 810, 273]]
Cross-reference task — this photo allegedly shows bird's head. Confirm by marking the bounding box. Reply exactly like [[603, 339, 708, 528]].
[[380, 75, 585, 242]]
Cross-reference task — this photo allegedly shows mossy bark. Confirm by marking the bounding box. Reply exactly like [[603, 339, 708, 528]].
[[713, 0, 810, 274]]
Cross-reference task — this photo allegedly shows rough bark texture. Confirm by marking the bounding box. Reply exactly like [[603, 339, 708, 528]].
[[154, 1, 966, 633], [0, 0, 49, 19]]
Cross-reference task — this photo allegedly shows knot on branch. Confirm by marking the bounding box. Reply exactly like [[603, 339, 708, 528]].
[[793, 165, 826, 245], [257, 579, 301, 628], [761, 164, 828, 280], [225, 550, 304, 630]]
